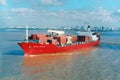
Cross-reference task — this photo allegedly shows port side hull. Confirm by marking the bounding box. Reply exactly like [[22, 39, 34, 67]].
[[18, 40, 100, 55]]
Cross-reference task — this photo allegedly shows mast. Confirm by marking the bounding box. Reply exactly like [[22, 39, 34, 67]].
[[25, 25, 29, 42]]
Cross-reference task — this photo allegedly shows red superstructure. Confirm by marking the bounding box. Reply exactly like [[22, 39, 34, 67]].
[[18, 26, 100, 56]]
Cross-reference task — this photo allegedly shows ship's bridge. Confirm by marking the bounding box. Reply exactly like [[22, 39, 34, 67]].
[[48, 30, 65, 36]]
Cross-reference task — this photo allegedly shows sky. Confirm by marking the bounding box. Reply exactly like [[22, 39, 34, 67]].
[[0, 0, 120, 28]]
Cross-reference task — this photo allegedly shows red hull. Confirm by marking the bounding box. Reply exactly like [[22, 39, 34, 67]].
[[18, 40, 100, 55]]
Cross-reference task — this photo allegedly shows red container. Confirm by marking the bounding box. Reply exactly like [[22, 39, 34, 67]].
[[57, 36, 66, 44], [77, 36, 85, 42], [52, 39, 58, 45], [31, 34, 37, 40], [39, 38, 47, 43], [47, 36, 53, 40], [37, 34, 46, 38], [71, 35, 77, 42], [36, 34, 47, 43]]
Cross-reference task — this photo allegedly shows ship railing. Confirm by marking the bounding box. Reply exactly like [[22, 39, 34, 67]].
[[57, 41, 90, 47], [28, 39, 91, 46], [27, 40, 40, 43]]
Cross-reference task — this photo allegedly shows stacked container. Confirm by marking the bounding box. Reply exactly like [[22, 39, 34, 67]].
[[31, 34, 37, 40], [36, 34, 47, 43], [28, 36, 32, 40], [46, 36, 53, 44], [57, 36, 66, 45], [77, 36, 85, 42], [47, 36, 53, 40], [52, 39, 58, 45], [71, 35, 77, 43], [77, 36, 91, 42], [85, 36, 90, 42]]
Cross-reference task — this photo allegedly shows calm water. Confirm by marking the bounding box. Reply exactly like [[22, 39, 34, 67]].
[[0, 29, 120, 80]]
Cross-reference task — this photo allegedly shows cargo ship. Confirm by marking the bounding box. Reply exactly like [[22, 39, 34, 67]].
[[18, 25, 100, 56]]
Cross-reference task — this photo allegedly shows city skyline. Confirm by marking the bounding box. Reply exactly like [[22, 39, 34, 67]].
[[0, 0, 120, 28]]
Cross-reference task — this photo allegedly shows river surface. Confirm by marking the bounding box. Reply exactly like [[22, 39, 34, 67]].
[[0, 29, 120, 80]]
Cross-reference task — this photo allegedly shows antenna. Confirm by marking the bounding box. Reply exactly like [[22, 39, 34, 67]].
[[87, 25, 92, 37], [87, 25, 91, 32], [25, 25, 29, 42]]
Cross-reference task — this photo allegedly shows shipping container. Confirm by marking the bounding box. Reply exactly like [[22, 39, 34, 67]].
[[37, 34, 46, 39], [71, 35, 77, 42], [85, 36, 90, 42], [52, 39, 59, 45], [77, 36, 91, 42], [28, 36, 32, 40], [31, 34, 37, 40], [36, 34, 47, 43], [57, 36, 66, 44], [77, 36, 85, 42], [47, 39, 52, 44], [47, 36, 53, 40]]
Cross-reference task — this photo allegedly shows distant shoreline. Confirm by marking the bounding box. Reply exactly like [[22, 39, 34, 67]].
[[0, 28, 120, 32]]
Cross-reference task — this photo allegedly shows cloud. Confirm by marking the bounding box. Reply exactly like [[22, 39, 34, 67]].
[[11, 8, 34, 16], [11, 8, 34, 13], [0, 7, 119, 28], [117, 9, 120, 13], [113, 9, 120, 16], [89, 8, 114, 22], [0, 0, 7, 6], [40, 0, 64, 6]]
